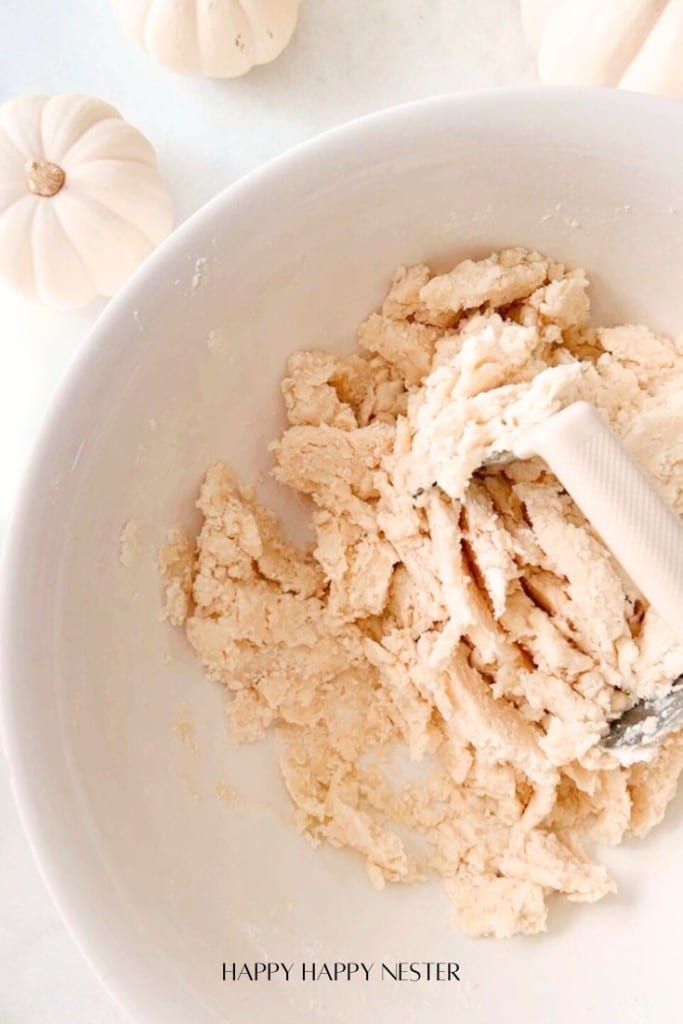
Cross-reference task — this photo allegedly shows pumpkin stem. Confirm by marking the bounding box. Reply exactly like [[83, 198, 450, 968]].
[[25, 159, 66, 198]]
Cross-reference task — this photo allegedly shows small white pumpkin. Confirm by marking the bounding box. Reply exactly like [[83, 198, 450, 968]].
[[112, 0, 301, 78], [521, 0, 683, 97], [0, 93, 173, 308]]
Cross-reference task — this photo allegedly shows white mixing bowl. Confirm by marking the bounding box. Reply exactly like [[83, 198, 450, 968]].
[[3, 89, 683, 1024]]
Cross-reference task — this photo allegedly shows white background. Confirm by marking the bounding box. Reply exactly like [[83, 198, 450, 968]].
[[0, 2, 532, 1020]]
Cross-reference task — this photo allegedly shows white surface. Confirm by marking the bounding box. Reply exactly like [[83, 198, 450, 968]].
[[4, 86, 683, 1024], [0, 3, 534, 1022]]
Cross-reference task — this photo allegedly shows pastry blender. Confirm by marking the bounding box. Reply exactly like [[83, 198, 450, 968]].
[[487, 401, 683, 756]]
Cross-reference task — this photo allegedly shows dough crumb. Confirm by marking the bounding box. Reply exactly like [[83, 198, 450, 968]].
[[161, 248, 683, 938], [216, 780, 239, 804], [119, 519, 143, 569], [159, 526, 195, 625], [174, 705, 196, 751]]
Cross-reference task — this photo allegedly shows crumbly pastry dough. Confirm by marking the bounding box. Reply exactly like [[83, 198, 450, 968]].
[[160, 248, 683, 938]]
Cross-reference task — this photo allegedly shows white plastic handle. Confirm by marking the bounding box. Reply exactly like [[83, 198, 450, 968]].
[[517, 401, 683, 645]]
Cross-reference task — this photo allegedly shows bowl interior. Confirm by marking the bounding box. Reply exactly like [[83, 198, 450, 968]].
[[4, 90, 683, 1024]]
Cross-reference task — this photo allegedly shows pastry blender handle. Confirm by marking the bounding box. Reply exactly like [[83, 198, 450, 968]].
[[518, 401, 683, 645]]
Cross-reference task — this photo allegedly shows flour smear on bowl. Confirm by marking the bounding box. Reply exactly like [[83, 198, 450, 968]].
[[160, 248, 683, 938]]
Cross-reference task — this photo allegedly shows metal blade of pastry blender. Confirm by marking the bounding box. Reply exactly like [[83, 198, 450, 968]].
[[602, 681, 683, 753], [480, 402, 683, 754]]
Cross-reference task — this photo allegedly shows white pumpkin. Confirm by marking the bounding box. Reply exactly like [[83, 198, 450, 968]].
[[112, 0, 301, 78], [521, 0, 683, 97], [0, 93, 173, 308]]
